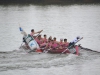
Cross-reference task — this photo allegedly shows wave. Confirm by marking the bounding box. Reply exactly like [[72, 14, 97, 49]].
[[0, 47, 100, 72]]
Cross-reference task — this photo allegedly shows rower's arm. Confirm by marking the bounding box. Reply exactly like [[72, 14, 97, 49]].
[[34, 30, 43, 34], [77, 37, 83, 43]]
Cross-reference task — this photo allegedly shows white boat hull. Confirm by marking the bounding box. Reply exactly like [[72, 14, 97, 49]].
[[19, 27, 39, 51]]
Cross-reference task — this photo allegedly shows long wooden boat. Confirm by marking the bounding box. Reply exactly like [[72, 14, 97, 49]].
[[46, 45, 79, 55], [19, 26, 81, 55]]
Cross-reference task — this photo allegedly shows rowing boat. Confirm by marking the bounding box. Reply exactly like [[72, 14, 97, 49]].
[[19, 26, 81, 55]]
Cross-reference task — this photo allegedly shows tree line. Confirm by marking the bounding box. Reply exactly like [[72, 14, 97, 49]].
[[0, 0, 100, 4]]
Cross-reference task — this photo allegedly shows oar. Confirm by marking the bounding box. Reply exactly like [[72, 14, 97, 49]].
[[19, 42, 24, 49], [35, 31, 42, 39], [32, 30, 43, 39], [61, 37, 83, 54], [80, 46, 100, 53]]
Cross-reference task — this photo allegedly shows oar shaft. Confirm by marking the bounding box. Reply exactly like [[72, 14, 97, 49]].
[[80, 46, 100, 53], [34, 30, 43, 39]]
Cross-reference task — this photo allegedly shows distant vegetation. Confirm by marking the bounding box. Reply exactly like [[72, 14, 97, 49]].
[[0, 0, 100, 4]]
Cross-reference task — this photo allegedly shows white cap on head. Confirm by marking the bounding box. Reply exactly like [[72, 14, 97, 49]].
[[60, 38, 63, 41]]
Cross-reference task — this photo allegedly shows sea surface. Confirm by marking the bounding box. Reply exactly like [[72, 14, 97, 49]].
[[0, 4, 100, 75]]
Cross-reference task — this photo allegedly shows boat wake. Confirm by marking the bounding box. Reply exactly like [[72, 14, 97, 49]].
[[0, 47, 100, 72]]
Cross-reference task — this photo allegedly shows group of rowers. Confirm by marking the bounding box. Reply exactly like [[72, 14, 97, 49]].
[[29, 29, 83, 50]]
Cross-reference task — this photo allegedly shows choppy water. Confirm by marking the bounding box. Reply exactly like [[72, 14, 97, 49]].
[[0, 48, 100, 75], [0, 4, 100, 75]]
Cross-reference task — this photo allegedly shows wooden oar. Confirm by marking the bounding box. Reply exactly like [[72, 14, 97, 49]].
[[61, 37, 83, 54]]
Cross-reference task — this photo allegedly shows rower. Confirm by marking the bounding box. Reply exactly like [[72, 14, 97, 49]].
[[39, 34, 48, 48], [30, 29, 43, 38], [35, 35, 43, 46], [43, 34, 48, 43], [63, 39, 69, 49], [68, 36, 81, 48], [58, 38, 64, 49], [50, 40, 58, 50], [68, 36, 83, 54], [62, 36, 83, 55]]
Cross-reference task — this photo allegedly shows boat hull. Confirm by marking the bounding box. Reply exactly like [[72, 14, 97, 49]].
[[48, 49, 70, 54], [24, 34, 39, 51], [47, 46, 79, 55]]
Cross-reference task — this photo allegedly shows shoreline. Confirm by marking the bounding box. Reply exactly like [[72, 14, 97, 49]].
[[0, 0, 100, 5]]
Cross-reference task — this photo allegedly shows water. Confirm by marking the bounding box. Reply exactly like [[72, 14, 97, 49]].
[[0, 4, 100, 75]]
